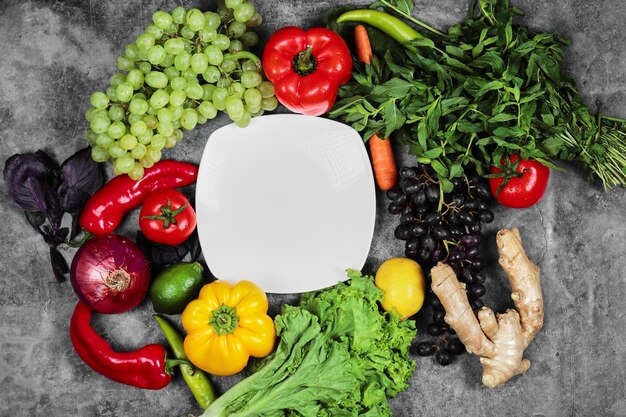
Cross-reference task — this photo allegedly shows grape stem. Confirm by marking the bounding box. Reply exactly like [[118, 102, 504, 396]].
[[223, 51, 261, 68]]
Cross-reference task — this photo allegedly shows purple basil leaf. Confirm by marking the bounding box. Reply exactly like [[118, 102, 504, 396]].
[[24, 211, 46, 230], [4, 153, 56, 212], [50, 247, 68, 282], [58, 147, 104, 213]]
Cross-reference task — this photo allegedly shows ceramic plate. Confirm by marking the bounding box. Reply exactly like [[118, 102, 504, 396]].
[[195, 114, 376, 294]]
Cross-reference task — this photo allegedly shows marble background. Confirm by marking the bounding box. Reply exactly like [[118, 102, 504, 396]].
[[1, 0, 625, 416]]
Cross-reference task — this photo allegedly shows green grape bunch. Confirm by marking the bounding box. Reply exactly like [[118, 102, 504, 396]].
[[84, 0, 278, 180]]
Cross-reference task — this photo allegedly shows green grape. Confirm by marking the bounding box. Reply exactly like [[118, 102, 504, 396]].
[[133, 92, 147, 100], [172, 6, 186, 24], [145, 145, 162, 164], [258, 81, 275, 98], [180, 108, 198, 130], [228, 40, 243, 53], [90, 92, 109, 109], [106, 86, 118, 101], [164, 133, 178, 148], [145, 71, 168, 89], [137, 129, 153, 145], [212, 87, 228, 110], [241, 31, 259, 48], [138, 48, 150, 61], [157, 121, 175, 136], [125, 42, 139, 60], [116, 82, 134, 103], [139, 157, 155, 169], [220, 58, 237, 74], [91, 146, 110, 162], [199, 27, 217, 43], [90, 116, 111, 134], [181, 69, 197, 81], [202, 83, 216, 100], [163, 66, 180, 80], [212, 34, 231, 51], [217, 5, 233, 22], [120, 134, 138, 150], [109, 73, 126, 87], [204, 12, 221, 29], [129, 163, 145, 181], [234, 109, 251, 128], [204, 45, 223, 66], [180, 26, 196, 39], [172, 119, 181, 129], [129, 113, 144, 124], [171, 76, 187, 91], [161, 53, 175, 68], [91, 108, 108, 120], [108, 121, 126, 139], [131, 143, 147, 159], [230, 81, 245, 98], [246, 12, 263, 28], [136, 33, 156, 50], [241, 59, 260, 73], [228, 21, 247, 38], [139, 62, 152, 74], [143, 114, 158, 130], [96, 133, 115, 148], [151, 134, 166, 150], [251, 109, 264, 117], [198, 100, 218, 119], [164, 37, 186, 55], [245, 102, 261, 115], [216, 78, 232, 89], [148, 45, 167, 65], [129, 98, 149, 115], [108, 142, 126, 159], [174, 51, 191, 71], [186, 9, 206, 32], [145, 24, 164, 38], [157, 107, 173, 123], [130, 120, 148, 136], [115, 154, 135, 174], [169, 90, 186, 107], [261, 96, 278, 111], [225, 0, 243, 8], [243, 87, 262, 108], [184, 81, 204, 100], [225, 95, 245, 120], [150, 89, 170, 109], [169, 105, 183, 121], [117, 55, 135, 71], [191, 53, 209, 74], [85, 109, 95, 122], [234, 2, 255, 23], [111, 164, 123, 176], [126, 69, 145, 90], [173, 129, 184, 142], [153, 11, 173, 30], [85, 128, 96, 143], [241, 71, 262, 88], [109, 104, 126, 122]]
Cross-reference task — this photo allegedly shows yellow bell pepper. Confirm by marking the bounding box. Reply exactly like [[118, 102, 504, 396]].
[[181, 280, 276, 376]]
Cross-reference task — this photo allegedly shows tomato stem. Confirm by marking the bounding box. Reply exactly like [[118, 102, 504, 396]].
[[142, 199, 188, 229]]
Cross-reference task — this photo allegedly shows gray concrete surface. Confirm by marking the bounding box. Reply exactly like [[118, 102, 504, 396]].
[[1, 0, 625, 416]]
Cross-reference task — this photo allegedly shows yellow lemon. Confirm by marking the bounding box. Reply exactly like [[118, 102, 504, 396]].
[[375, 258, 426, 319]]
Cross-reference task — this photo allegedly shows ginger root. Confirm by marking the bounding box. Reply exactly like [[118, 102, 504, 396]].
[[431, 228, 544, 388]]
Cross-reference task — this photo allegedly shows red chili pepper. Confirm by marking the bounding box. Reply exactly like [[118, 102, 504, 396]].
[[70, 301, 175, 390], [79, 160, 198, 236], [262, 26, 352, 116]]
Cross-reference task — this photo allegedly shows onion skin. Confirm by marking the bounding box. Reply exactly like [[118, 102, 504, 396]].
[[70, 234, 151, 314]]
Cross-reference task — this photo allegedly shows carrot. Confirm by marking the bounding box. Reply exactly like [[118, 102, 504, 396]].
[[354, 25, 397, 190], [354, 24, 373, 65], [369, 134, 398, 191]]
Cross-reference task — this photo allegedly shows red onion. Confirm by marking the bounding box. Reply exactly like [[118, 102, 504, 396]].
[[70, 234, 151, 314]]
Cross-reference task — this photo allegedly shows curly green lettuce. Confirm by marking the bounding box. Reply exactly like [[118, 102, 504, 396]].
[[200, 271, 416, 417]]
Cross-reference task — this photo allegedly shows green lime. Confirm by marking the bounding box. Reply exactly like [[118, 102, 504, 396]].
[[150, 262, 205, 314]]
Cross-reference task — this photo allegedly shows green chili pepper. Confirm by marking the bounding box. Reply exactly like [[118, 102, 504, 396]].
[[336, 9, 423, 51], [153, 314, 218, 410]]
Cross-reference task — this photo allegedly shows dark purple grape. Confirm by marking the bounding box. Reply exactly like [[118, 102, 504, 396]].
[[445, 338, 466, 355], [416, 205, 428, 216], [418, 248, 432, 260], [473, 271, 486, 284], [448, 246, 466, 263], [400, 166, 418, 179], [450, 225, 464, 237], [451, 177, 464, 189], [468, 222, 482, 233], [479, 210, 494, 223], [430, 296, 444, 310], [388, 201, 404, 214], [471, 298, 485, 310], [410, 223, 427, 237], [426, 184, 440, 202], [421, 235, 436, 252], [464, 199, 477, 210], [436, 350, 453, 366], [401, 204, 414, 215], [432, 310, 446, 324], [468, 283, 486, 299], [430, 245, 446, 262], [401, 213, 419, 224], [471, 258, 485, 271], [406, 238, 420, 252], [451, 193, 465, 206], [415, 342, 436, 357], [386, 187, 404, 201], [405, 248, 419, 259], [460, 267, 474, 284], [427, 323, 445, 336], [459, 234, 480, 247], [432, 226, 451, 240], [394, 224, 411, 240], [476, 199, 489, 211], [395, 193, 408, 206], [447, 327, 456, 335], [424, 212, 442, 226], [465, 246, 480, 259], [458, 211, 474, 225], [403, 179, 421, 195], [448, 212, 459, 225], [412, 190, 427, 206], [474, 182, 491, 199]]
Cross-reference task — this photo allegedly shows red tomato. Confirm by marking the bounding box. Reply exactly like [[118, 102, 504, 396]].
[[139, 189, 196, 245], [488, 155, 550, 208]]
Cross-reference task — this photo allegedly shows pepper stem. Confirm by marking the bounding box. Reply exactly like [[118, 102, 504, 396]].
[[210, 304, 239, 335], [165, 358, 195, 376], [292, 46, 317, 76]]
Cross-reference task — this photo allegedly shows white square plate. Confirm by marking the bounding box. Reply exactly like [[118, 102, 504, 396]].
[[195, 114, 376, 293]]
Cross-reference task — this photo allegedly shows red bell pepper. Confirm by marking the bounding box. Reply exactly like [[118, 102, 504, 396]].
[[262, 26, 352, 116]]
